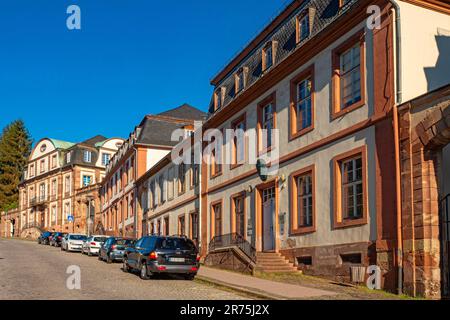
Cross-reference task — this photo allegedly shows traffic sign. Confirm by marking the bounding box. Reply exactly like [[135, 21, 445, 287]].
[[67, 215, 74, 222]]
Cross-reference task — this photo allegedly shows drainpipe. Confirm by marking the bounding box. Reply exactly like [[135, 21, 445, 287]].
[[388, 0, 403, 295]]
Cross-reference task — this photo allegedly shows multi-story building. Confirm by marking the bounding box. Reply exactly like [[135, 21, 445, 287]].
[[100, 104, 206, 239], [18, 135, 124, 238], [134, 0, 450, 298], [0, 208, 20, 238]]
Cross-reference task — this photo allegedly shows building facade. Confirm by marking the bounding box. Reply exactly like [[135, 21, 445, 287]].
[[130, 0, 450, 298], [0, 209, 20, 238], [100, 104, 205, 239], [18, 136, 124, 238]]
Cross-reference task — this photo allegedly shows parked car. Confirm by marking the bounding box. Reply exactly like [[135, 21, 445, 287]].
[[81, 235, 108, 256], [123, 236, 200, 280], [62, 234, 87, 252], [50, 232, 67, 247], [47, 232, 58, 245], [99, 237, 135, 263], [37, 231, 52, 245]]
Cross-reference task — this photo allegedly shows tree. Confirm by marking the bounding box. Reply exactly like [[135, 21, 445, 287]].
[[0, 120, 32, 211]]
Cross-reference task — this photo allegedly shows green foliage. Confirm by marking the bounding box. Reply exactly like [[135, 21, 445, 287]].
[[0, 120, 32, 211]]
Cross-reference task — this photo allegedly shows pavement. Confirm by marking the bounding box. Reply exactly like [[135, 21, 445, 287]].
[[0, 238, 247, 300], [197, 266, 338, 300]]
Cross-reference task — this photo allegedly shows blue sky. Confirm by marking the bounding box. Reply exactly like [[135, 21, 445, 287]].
[[0, 0, 288, 144]]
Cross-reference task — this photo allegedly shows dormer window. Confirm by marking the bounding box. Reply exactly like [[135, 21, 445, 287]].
[[214, 88, 223, 111], [297, 12, 310, 43], [262, 43, 273, 71], [66, 151, 71, 163], [235, 68, 245, 94], [83, 150, 92, 163]]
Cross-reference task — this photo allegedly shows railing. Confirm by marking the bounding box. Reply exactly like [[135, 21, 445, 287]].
[[209, 233, 256, 264], [21, 222, 45, 232]]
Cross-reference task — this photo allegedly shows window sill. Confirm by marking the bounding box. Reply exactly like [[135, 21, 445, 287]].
[[333, 217, 367, 229], [290, 225, 316, 236], [331, 100, 364, 120], [210, 172, 222, 180], [289, 126, 314, 141], [230, 163, 244, 171], [258, 146, 273, 157]]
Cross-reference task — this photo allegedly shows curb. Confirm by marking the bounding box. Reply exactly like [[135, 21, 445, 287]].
[[196, 275, 284, 300]]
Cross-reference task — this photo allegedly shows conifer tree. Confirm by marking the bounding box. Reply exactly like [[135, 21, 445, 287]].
[[0, 120, 32, 211]]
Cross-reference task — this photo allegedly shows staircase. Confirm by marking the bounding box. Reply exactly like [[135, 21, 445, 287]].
[[255, 252, 299, 273]]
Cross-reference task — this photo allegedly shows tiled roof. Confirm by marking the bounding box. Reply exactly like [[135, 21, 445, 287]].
[[208, 0, 356, 115], [79, 135, 108, 147], [158, 103, 207, 121], [49, 139, 75, 150]]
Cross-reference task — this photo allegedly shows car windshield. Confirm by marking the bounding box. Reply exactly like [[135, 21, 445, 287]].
[[69, 235, 87, 241], [158, 238, 196, 251], [93, 237, 107, 242]]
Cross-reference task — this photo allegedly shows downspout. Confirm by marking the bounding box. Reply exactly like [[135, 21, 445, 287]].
[[388, 0, 403, 295]]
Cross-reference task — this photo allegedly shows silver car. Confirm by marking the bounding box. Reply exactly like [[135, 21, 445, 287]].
[[81, 235, 108, 256], [62, 234, 87, 252]]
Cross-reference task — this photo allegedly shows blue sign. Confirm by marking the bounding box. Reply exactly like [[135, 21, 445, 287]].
[[67, 215, 74, 222]]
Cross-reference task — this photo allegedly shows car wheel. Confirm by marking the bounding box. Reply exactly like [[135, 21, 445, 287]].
[[106, 254, 112, 264], [140, 263, 150, 280], [87, 250, 92, 257], [122, 258, 130, 273], [98, 253, 102, 261], [184, 274, 195, 281]]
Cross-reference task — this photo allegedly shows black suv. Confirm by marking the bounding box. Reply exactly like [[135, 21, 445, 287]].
[[99, 237, 135, 263], [38, 231, 52, 245], [123, 236, 200, 280]]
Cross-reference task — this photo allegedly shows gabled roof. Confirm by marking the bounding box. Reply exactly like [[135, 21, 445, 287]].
[[157, 103, 206, 121]]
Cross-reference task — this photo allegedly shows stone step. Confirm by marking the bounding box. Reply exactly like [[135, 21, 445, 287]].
[[255, 266, 299, 272]]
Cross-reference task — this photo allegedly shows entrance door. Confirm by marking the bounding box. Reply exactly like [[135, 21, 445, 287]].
[[441, 194, 450, 297], [262, 187, 275, 251]]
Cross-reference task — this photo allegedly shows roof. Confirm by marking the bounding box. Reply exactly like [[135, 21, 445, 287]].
[[157, 103, 207, 121], [136, 118, 187, 146], [49, 139, 75, 150], [79, 135, 108, 147]]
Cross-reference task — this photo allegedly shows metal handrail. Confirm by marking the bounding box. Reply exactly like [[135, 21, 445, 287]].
[[209, 233, 256, 263]]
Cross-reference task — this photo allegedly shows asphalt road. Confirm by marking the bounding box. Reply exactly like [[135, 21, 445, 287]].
[[0, 238, 247, 300]]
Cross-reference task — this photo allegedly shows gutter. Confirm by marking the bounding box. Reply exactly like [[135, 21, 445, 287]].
[[388, 0, 403, 295]]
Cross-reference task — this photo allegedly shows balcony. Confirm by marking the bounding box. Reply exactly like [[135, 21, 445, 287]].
[[30, 195, 48, 207]]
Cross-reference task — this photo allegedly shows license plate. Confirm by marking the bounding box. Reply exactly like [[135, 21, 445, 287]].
[[169, 257, 185, 263]]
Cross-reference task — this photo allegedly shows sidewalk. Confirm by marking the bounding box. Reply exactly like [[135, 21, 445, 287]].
[[197, 266, 338, 300]]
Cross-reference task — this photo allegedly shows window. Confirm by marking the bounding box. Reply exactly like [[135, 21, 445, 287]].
[[51, 154, 57, 168], [66, 151, 71, 163], [40, 160, 45, 173], [83, 150, 92, 163], [332, 30, 365, 118], [339, 0, 352, 7], [190, 211, 199, 242], [51, 206, 57, 224], [101, 153, 111, 165], [262, 42, 273, 71], [191, 159, 199, 188], [235, 68, 245, 94], [178, 164, 186, 194], [214, 89, 222, 111], [257, 92, 276, 154], [210, 136, 222, 178], [51, 179, 57, 196], [82, 175, 92, 187], [232, 193, 245, 237], [296, 11, 310, 43], [159, 175, 165, 204], [178, 215, 186, 236], [211, 201, 222, 238], [65, 176, 71, 195], [29, 164, 35, 177], [231, 114, 246, 168], [290, 166, 315, 235], [333, 147, 367, 229], [150, 180, 156, 208], [290, 66, 314, 139], [164, 216, 169, 236], [64, 202, 70, 220], [168, 167, 174, 199], [39, 183, 46, 200]]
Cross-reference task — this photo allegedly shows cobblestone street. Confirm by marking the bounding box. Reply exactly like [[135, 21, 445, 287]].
[[0, 239, 248, 300]]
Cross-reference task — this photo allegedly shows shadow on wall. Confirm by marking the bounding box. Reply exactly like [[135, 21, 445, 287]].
[[424, 31, 450, 92]]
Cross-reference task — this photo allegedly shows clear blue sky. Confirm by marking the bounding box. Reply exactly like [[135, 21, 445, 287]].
[[0, 0, 288, 145]]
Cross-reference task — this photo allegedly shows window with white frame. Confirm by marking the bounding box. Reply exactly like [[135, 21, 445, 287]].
[[83, 150, 92, 163], [340, 44, 361, 109], [82, 175, 93, 187], [341, 156, 363, 219], [101, 153, 111, 165]]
